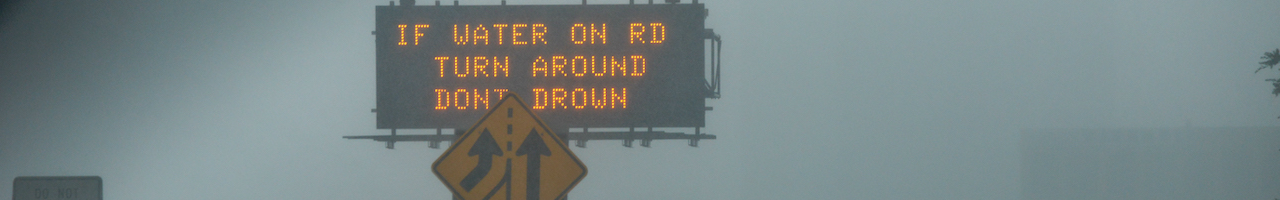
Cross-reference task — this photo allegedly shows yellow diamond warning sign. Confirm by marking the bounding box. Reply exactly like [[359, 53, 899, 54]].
[[433, 94, 587, 200]]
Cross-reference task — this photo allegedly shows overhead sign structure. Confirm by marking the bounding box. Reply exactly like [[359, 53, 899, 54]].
[[12, 176, 102, 200], [433, 94, 587, 200], [375, 4, 709, 129]]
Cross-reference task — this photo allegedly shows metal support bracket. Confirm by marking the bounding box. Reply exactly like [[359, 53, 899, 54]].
[[703, 29, 722, 99], [344, 127, 716, 149]]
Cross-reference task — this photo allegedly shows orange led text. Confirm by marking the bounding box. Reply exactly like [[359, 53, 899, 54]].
[[531, 55, 646, 77], [434, 88, 509, 110], [629, 23, 665, 44], [454, 24, 546, 45], [532, 88, 627, 110], [570, 23, 607, 44], [398, 24, 430, 46], [434, 56, 510, 77]]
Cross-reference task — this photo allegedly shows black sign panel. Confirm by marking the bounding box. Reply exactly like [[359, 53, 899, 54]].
[[13, 176, 102, 200], [376, 4, 707, 129]]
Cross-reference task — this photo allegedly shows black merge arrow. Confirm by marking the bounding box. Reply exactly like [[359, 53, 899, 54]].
[[516, 129, 552, 200], [461, 129, 502, 191]]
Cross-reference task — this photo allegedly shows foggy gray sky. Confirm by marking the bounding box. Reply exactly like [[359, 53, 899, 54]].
[[2, 0, 1279, 199]]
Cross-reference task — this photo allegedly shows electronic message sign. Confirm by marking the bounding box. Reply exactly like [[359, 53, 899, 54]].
[[375, 4, 708, 129]]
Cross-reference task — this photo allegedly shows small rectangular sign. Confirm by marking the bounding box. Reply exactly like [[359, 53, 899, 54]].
[[12, 176, 101, 200]]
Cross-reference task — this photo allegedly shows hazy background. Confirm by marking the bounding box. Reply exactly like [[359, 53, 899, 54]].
[[3, 0, 1278, 199]]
